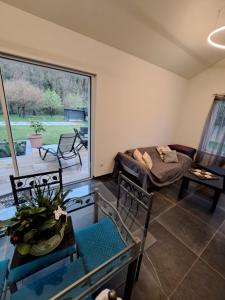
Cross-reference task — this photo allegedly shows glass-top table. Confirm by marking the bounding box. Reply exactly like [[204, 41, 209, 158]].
[[0, 170, 153, 300], [1, 189, 143, 300]]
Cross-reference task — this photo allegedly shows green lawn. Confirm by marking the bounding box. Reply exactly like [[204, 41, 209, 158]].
[[0, 114, 65, 122], [0, 124, 87, 145]]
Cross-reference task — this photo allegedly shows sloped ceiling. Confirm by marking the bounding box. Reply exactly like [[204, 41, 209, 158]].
[[1, 0, 225, 78]]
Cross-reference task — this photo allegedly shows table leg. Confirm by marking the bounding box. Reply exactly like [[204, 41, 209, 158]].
[[211, 189, 221, 213], [179, 178, 189, 199], [135, 254, 143, 281], [124, 258, 138, 300], [223, 176, 225, 191]]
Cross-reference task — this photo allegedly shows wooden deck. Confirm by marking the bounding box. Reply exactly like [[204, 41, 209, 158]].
[[0, 147, 89, 197]]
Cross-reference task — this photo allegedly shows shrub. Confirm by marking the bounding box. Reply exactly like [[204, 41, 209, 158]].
[[43, 89, 63, 116], [30, 121, 46, 135]]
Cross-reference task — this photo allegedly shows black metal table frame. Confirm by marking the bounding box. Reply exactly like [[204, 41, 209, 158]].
[[5, 168, 144, 300], [52, 189, 142, 300], [178, 174, 223, 212]]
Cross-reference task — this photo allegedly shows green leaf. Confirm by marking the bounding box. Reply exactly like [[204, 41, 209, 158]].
[[24, 229, 38, 242], [29, 207, 46, 215], [39, 218, 56, 231], [16, 243, 31, 255]]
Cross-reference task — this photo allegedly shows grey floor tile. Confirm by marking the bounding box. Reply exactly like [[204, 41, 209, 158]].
[[158, 181, 200, 203], [201, 231, 225, 278], [157, 181, 181, 203], [145, 221, 196, 296], [151, 192, 174, 219], [196, 186, 216, 199], [118, 199, 148, 228], [170, 260, 225, 300], [132, 254, 167, 300], [192, 186, 225, 213], [102, 179, 118, 197], [133, 228, 157, 250], [178, 193, 225, 230], [219, 221, 225, 235], [117, 208, 141, 233], [217, 193, 225, 211], [157, 206, 216, 255]]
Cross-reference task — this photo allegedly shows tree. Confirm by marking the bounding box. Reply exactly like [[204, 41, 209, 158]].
[[43, 89, 63, 116], [0, 57, 91, 114], [64, 93, 87, 109], [4, 80, 43, 117]]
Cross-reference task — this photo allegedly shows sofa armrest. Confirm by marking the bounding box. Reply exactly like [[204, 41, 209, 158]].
[[169, 144, 196, 159], [113, 152, 147, 178]]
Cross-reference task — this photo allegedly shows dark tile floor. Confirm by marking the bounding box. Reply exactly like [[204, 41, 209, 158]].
[[100, 176, 225, 300], [0, 176, 225, 300]]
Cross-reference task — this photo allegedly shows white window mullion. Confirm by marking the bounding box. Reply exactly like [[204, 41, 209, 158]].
[[0, 68, 19, 176]]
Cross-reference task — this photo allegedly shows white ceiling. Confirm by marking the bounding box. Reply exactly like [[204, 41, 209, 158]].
[[2, 0, 225, 78]]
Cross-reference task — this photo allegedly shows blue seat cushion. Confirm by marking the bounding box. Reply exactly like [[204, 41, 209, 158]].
[[0, 259, 9, 297], [76, 217, 126, 273], [11, 258, 92, 300], [8, 245, 76, 285]]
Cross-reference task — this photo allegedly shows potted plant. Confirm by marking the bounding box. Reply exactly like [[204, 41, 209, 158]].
[[0, 183, 81, 256], [29, 121, 46, 148]]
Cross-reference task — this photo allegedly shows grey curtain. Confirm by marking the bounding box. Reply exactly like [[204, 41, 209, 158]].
[[195, 96, 225, 167]]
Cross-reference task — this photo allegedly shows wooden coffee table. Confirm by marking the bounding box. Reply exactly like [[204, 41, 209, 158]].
[[178, 171, 224, 212]]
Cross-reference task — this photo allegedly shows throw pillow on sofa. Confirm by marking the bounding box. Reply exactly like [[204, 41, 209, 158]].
[[156, 146, 171, 160], [133, 149, 145, 165], [143, 152, 153, 170], [164, 150, 178, 163]]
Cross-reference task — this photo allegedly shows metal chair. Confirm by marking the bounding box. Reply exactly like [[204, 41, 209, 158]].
[[117, 172, 154, 281], [79, 127, 88, 138], [39, 132, 82, 169], [74, 129, 88, 151], [8, 169, 77, 295], [10, 169, 63, 206]]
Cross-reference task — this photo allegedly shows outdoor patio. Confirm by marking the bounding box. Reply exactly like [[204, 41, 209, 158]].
[[0, 146, 89, 198]]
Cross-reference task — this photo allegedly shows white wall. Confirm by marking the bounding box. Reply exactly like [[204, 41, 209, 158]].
[[0, 2, 187, 176], [175, 59, 225, 148]]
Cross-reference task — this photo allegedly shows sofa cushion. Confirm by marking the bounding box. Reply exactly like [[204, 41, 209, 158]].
[[76, 218, 126, 273], [156, 146, 171, 160], [164, 150, 178, 163], [133, 149, 145, 165], [143, 152, 153, 170]]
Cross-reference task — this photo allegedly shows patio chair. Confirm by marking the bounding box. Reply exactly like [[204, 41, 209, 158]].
[[79, 126, 88, 138], [39, 132, 82, 169], [74, 129, 88, 151]]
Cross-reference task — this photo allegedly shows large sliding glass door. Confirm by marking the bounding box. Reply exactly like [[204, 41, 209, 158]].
[[0, 55, 91, 198]]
